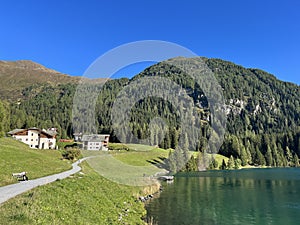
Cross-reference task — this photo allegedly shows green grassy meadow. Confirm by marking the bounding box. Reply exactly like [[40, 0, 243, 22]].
[[81, 144, 169, 186], [0, 162, 147, 225], [111, 145, 169, 166], [0, 138, 71, 186]]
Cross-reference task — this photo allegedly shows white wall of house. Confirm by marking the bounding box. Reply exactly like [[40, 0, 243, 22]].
[[86, 141, 102, 150], [28, 130, 39, 148], [14, 135, 30, 145], [39, 137, 56, 149], [12, 130, 56, 149], [14, 130, 39, 148]]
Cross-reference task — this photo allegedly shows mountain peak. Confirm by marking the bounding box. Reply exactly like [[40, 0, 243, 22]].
[[0, 60, 58, 73]]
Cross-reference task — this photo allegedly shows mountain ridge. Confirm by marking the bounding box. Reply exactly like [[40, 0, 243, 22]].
[[0, 60, 107, 101]]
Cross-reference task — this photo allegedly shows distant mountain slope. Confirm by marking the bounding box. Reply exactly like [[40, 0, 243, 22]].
[[0, 60, 108, 101], [0, 60, 81, 101]]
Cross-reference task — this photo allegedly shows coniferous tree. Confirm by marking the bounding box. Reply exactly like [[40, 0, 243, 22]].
[[240, 146, 248, 166], [234, 158, 241, 169], [265, 146, 273, 166], [227, 155, 234, 169], [292, 153, 299, 167], [220, 159, 227, 170]]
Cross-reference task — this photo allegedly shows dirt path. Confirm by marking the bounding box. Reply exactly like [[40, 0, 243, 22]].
[[0, 157, 90, 205]]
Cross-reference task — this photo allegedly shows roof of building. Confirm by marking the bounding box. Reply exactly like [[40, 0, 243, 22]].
[[42, 129, 57, 137], [8, 128, 57, 137], [7, 129, 25, 135], [82, 134, 109, 142]]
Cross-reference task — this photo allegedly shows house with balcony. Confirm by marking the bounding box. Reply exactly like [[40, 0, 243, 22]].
[[81, 134, 109, 150]]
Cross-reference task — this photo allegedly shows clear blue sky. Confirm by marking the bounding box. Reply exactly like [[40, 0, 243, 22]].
[[0, 0, 299, 84]]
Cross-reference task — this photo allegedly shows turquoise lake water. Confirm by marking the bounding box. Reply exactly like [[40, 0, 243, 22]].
[[146, 168, 300, 225]]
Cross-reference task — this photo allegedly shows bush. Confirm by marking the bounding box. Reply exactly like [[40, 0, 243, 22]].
[[61, 148, 81, 161]]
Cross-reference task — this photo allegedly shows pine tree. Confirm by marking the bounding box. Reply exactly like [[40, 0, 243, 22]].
[[208, 156, 219, 170], [186, 155, 197, 171], [212, 156, 219, 169], [285, 146, 293, 166], [234, 158, 241, 169], [240, 146, 248, 166], [292, 154, 299, 167], [227, 155, 234, 169], [254, 147, 266, 166], [220, 159, 227, 170], [166, 150, 177, 173], [182, 133, 190, 164], [265, 146, 273, 166]]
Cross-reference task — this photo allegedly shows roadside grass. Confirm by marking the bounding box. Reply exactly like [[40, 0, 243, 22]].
[[0, 162, 147, 225], [0, 138, 71, 186]]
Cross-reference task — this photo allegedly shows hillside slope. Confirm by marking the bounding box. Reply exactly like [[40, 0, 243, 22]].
[[0, 60, 81, 101], [0, 138, 71, 186], [0, 60, 107, 101]]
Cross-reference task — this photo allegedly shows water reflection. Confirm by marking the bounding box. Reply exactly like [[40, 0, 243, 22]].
[[146, 168, 300, 225]]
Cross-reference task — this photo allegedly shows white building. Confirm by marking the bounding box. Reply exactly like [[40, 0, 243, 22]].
[[8, 127, 57, 149], [81, 134, 109, 150]]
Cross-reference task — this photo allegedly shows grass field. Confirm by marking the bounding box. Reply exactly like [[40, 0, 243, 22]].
[[81, 144, 169, 186], [0, 138, 72, 186], [111, 144, 169, 166], [0, 162, 147, 225]]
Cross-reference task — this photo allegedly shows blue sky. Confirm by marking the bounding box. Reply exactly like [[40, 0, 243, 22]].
[[0, 0, 300, 84]]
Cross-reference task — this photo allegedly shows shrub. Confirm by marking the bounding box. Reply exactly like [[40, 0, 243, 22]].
[[61, 148, 81, 161]]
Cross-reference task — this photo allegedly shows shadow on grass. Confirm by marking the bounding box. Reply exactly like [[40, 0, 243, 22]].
[[146, 158, 169, 170]]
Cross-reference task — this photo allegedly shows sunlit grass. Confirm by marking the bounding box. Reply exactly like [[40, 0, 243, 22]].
[[81, 144, 169, 186], [0, 162, 147, 224], [0, 138, 71, 186]]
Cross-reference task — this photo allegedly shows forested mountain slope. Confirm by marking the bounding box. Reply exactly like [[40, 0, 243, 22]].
[[0, 57, 299, 168]]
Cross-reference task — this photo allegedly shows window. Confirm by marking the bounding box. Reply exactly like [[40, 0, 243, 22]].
[[31, 133, 34, 136], [26, 139, 28, 141], [31, 139, 33, 141]]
